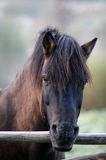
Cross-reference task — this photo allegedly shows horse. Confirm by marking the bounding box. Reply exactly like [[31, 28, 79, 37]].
[[0, 28, 97, 160]]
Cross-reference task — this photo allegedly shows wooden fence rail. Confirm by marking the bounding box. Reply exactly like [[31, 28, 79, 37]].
[[0, 131, 106, 145]]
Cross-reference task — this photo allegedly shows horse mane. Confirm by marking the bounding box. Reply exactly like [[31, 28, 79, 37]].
[[30, 28, 90, 89]]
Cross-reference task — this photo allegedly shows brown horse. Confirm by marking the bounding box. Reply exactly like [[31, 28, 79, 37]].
[[0, 28, 97, 160]]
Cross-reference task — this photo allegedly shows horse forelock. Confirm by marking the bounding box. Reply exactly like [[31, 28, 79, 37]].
[[30, 28, 90, 90]]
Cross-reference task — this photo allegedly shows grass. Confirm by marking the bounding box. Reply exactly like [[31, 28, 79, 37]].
[[66, 109, 106, 159]]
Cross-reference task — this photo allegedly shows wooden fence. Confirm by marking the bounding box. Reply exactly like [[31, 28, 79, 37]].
[[0, 131, 106, 160], [0, 131, 106, 144]]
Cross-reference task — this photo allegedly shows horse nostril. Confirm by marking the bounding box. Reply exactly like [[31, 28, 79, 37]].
[[74, 126, 79, 136], [52, 124, 57, 133]]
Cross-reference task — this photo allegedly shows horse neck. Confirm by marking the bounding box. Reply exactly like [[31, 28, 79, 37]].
[[7, 59, 47, 131]]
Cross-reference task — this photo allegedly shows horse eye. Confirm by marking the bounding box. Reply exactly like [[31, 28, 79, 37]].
[[42, 75, 49, 82]]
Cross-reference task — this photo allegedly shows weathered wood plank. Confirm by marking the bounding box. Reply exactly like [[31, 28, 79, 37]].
[[0, 132, 106, 144]]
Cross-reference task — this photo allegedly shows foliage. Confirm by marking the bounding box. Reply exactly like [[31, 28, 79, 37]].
[[0, 19, 26, 87], [82, 56, 106, 110]]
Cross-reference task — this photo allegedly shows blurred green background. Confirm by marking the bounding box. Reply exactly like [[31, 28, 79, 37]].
[[0, 0, 106, 158]]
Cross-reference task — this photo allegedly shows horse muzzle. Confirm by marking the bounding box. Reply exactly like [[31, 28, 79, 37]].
[[50, 123, 79, 152]]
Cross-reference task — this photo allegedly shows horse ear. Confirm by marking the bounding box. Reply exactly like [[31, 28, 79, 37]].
[[43, 31, 56, 56], [81, 38, 97, 60]]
